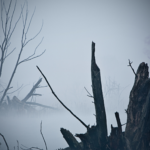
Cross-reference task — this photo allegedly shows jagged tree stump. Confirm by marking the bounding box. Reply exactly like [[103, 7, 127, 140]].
[[58, 43, 150, 150], [38, 42, 150, 150], [125, 62, 150, 150]]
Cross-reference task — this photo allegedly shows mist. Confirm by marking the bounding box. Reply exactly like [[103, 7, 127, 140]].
[[0, 0, 150, 149]]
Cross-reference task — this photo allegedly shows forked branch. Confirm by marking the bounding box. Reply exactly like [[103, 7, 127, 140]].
[[0, 1, 45, 105]]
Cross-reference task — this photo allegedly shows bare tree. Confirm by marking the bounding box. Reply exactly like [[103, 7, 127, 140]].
[[0, 0, 46, 105]]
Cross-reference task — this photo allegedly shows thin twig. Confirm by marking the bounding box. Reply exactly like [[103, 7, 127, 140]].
[[0, 86, 13, 93], [7, 84, 23, 94], [40, 121, 48, 150], [128, 59, 137, 77], [0, 133, 9, 150], [20, 144, 42, 150], [84, 87, 93, 98], [37, 66, 89, 130], [24, 21, 44, 47], [18, 49, 46, 65], [37, 85, 48, 88], [20, 147, 43, 150], [0, 0, 45, 105], [3, 47, 16, 61]]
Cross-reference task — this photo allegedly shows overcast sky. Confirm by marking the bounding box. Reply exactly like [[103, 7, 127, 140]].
[[0, 0, 150, 123]]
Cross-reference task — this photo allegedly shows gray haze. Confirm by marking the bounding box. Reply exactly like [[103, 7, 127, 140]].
[[0, 0, 150, 149]]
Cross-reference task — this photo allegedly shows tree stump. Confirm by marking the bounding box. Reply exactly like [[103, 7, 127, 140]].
[[54, 42, 150, 150]]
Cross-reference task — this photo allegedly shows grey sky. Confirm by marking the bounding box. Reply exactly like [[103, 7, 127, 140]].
[[0, 0, 150, 114], [1, 0, 150, 114]]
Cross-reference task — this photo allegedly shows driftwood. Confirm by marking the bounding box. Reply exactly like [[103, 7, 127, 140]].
[[37, 42, 150, 150]]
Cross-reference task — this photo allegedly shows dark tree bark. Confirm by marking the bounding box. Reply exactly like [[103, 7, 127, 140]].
[[60, 128, 83, 150], [125, 62, 150, 150], [56, 42, 109, 150], [91, 42, 108, 148]]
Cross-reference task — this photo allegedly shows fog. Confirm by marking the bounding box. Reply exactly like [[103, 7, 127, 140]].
[[0, 0, 150, 149], [0, 111, 126, 150]]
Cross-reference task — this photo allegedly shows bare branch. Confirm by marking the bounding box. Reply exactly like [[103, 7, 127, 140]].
[[1, 0, 5, 34], [18, 33, 45, 65], [7, 84, 23, 94], [2, 48, 16, 61], [0, 0, 21, 76], [37, 66, 89, 130], [24, 20, 43, 46], [3, 41, 11, 57], [37, 85, 48, 88], [7, 0, 17, 37], [27, 37, 44, 60], [18, 37, 46, 65], [8, 4, 23, 41], [3, 1, 7, 15], [84, 87, 94, 98], [22, 2, 29, 44], [25, 6, 36, 41], [40, 121, 48, 150], [128, 59, 137, 77], [6, 0, 13, 20], [0, 86, 13, 94], [22, 78, 42, 102], [21, 4, 25, 29], [0, 133, 9, 150], [19, 49, 46, 64], [0, 0, 45, 105]]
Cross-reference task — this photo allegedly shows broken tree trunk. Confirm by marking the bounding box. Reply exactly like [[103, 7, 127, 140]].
[[91, 42, 107, 148], [125, 62, 150, 150], [60, 128, 83, 150], [36, 42, 150, 150], [61, 42, 108, 150], [58, 43, 150, 150]]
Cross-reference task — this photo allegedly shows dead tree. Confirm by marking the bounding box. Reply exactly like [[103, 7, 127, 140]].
[[125, 61, 150, 150], [0, 0, 46, 105], [0, 78, 57, 113], [37, 42, 150, 150]]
